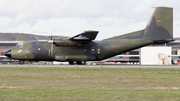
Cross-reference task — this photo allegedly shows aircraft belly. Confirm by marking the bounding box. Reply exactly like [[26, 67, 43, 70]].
[[54, 47, 89, 61]]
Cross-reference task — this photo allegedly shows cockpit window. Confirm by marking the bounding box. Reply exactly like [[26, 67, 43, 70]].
[[15, 41, 23, 48]]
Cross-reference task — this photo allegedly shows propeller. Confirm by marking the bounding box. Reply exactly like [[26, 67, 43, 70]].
[[46, 32, 53, 41], [47, 27, 54, 57], [50, 27, 53, 40]]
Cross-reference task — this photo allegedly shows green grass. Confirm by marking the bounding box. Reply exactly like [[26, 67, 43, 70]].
[[0, 67, 180, 101]]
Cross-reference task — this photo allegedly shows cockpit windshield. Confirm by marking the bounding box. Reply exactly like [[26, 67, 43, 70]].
[[15, 41, 23, 48]]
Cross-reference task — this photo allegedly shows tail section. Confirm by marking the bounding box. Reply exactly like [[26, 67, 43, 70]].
[[105, 7, 173, 41], [144, 7, 173, 40]]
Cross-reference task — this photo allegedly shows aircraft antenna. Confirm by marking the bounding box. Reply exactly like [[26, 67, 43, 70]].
[[51, 27, 53, 40], [47, 31, 49, 40]]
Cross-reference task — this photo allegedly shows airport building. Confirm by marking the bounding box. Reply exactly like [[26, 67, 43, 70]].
[[0, 41, 180, 65]]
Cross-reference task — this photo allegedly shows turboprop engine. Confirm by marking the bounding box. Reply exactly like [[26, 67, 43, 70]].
[[48, 30, 99, 47], [48, 39, 85, 47]]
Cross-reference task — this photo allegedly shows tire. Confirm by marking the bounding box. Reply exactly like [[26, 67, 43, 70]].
[[77, 61, 86, 65], [69, 61, 86, 65], [69, 61, 75, 65], [19, 61, 24, 65]]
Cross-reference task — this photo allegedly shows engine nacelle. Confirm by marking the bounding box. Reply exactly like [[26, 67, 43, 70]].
[[48, 39, 82, 47]]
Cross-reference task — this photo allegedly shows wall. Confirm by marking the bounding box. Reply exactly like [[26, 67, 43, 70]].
[[141, 47, 171, 65]]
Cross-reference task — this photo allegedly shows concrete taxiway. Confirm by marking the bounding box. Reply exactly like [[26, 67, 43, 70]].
[[0, 64, 180, 68]]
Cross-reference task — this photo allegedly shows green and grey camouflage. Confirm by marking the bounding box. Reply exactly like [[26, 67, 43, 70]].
[[5, 7, 174, 65]]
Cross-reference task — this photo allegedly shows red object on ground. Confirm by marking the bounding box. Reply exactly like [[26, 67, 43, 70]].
[[178, 60, 180, 65]]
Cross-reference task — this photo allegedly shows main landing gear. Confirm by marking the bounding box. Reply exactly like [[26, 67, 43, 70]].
[[69, 61, 86, 65]]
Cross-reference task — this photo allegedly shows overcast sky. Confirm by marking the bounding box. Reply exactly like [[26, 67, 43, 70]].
[[0, 0, 180, 40]]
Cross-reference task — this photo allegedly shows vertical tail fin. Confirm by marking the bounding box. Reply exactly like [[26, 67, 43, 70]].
[[144, 7, 173, 40], [104, 7, 173, 41]]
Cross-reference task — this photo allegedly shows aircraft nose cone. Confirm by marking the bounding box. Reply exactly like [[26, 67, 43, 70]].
[[5, 50, 11, 58]]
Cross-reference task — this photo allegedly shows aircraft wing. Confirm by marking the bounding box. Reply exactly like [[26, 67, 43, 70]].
[[0, 41, 20, 46], [69, 30, 99, 41]]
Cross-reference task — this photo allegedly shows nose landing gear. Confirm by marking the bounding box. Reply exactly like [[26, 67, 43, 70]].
[[19, 61, 24, 65]]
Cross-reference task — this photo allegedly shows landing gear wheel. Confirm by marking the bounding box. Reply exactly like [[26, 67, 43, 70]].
[[77, 61, 86, 65], [69, 61, 76, 65], [69, 61, 86, 65], [19, 61, 24, 65]]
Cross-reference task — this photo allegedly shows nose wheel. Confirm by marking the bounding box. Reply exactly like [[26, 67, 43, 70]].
[[19, 61, 24, 65], [69, 61, 86, 65]]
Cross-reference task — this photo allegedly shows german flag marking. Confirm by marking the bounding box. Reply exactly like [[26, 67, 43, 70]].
[[157, 19, 161, 22]]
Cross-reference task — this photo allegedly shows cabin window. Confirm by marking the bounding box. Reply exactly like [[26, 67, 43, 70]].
[[91, 47, 95, 54], [15, 41, 23, 48]]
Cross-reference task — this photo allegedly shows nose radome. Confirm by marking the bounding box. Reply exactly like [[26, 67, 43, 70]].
[[5, 50, 11, 58]]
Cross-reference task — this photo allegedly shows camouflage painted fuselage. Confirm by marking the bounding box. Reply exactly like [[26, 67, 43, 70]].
[[5, 7, 174, 64], [10, 39, 162, 62]]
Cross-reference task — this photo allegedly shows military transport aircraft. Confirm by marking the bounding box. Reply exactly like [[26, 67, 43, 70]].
[[5, 7, 174, 65]]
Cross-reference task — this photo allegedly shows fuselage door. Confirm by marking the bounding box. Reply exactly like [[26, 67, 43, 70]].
[[50, 44, 53, 57], [97, 49, 100, 54]]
